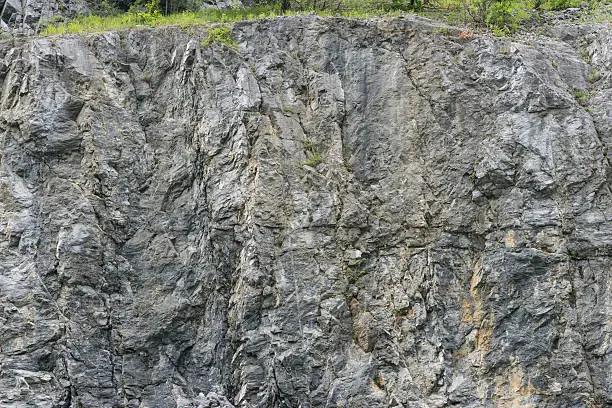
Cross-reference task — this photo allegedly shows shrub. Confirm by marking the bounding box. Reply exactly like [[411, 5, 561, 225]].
[[125, 0, 161, 24], [201, 25, 238, 50], [485, 0, 529, 33], [462, 0, 530, 33]]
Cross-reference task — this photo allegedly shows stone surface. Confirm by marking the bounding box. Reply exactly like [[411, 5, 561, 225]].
[[0, 14, 610, 408], [0, 0, 93, 34]]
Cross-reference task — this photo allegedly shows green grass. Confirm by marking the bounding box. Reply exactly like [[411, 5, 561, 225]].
[[302, 138, 323, 167], [40, 4, 408, 36], [41, 6, 279, 35], [37, 0, 612, 38], [303, 152, 323, 167], [577, 2, 612, 24]]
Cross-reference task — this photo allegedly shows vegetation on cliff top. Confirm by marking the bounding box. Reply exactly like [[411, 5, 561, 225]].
[[40, 0, 610, 37]]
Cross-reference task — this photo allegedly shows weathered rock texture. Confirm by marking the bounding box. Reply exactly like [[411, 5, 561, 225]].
[[0, 14, 610, 408], [0, 0, 91, 33]]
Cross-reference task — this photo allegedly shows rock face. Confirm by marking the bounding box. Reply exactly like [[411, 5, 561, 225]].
[[0, 0, 91, 33], [0, 14, 610, 408]]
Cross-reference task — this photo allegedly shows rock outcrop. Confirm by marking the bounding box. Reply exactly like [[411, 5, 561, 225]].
[[0, 14, 610, 408], [0, 0, 91, 33]]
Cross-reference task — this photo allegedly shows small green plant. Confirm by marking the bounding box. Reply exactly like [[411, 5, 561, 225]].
[[392, 307, 412, 317], [281, 106, 295, 114], [345, 265, 368, 284], [436, 26, 450, 36], [551, 59, 558, 69], [570, 89, 589, 105], [492, 26, 507, 37], [302, 139, 316, 151], [588, 69, 601, 83], [202, 24, 237, 50], [342, 145, 352, 171], [302, 138, 322, 167], [580, 48, 592, 63], [304, 155, 322, 167], [184, 25, 198, 35]]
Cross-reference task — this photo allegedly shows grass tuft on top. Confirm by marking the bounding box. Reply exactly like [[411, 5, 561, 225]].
[[37, 0, 612, 38], [39, 4, 408, 36], [41, 6, 275, 35]]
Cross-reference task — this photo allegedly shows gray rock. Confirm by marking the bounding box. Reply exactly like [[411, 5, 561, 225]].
[[0, 0, 92, 34], [0, 14, 610, 408]]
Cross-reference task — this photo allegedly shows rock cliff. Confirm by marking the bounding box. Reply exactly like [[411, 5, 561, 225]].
[[0, 14, 610, 408], [0, 0, 90, 33]]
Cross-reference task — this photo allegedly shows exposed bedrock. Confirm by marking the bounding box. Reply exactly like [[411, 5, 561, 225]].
[[0, 15, 610, 408]]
